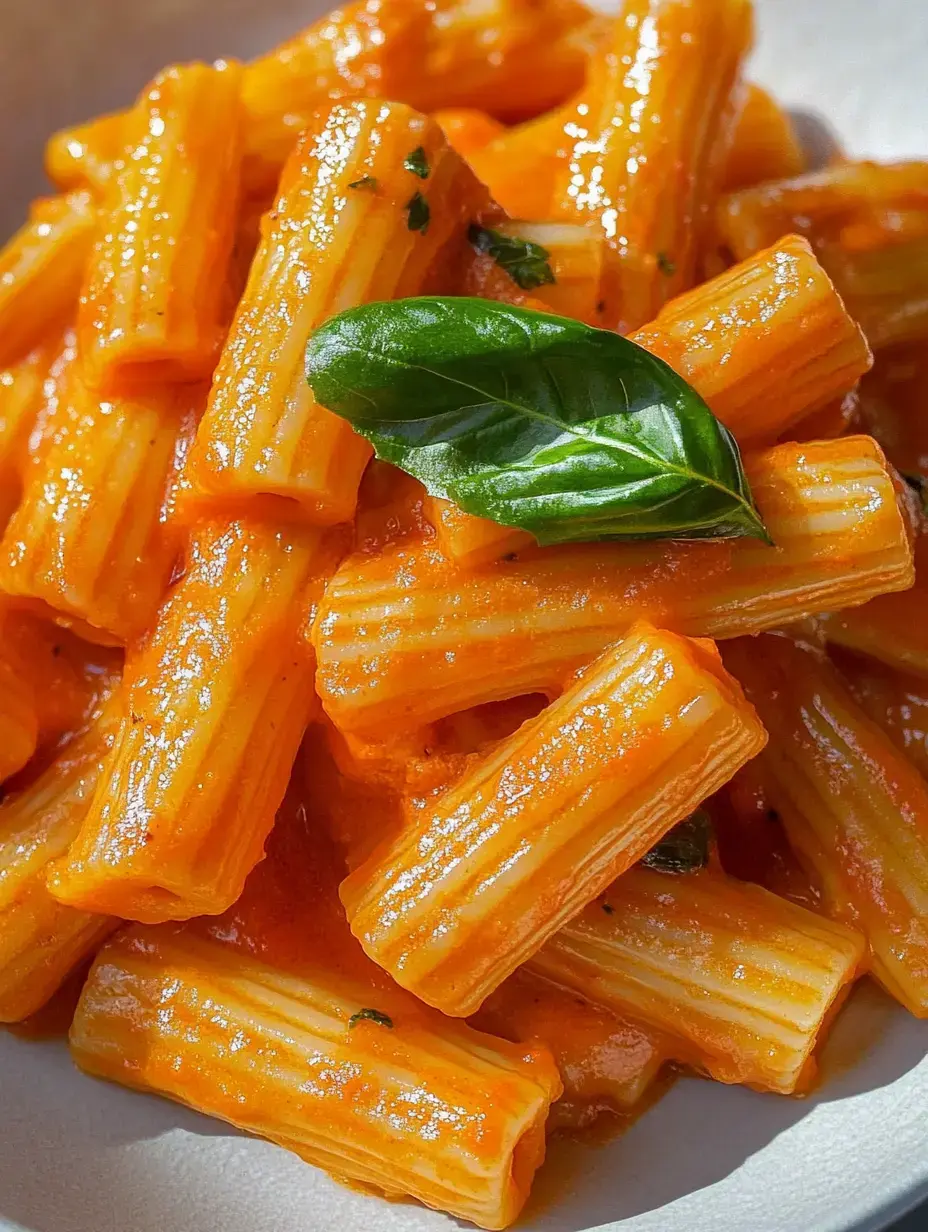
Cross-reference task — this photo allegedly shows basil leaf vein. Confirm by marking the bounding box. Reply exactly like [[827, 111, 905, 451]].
[[305, 297, 769, 545]]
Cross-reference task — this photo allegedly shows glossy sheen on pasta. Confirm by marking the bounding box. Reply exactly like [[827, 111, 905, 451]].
[[2, 0, 927, 1225], [314, 436, 914, 742], [725, 634, 928, 1017], [341, 622, 766, 1015], [0, 699, 119, 1021], [71, 925, 562, 1231], [49, 517, 327, 923], [186, 99, 490, 522], [552, 0, 753, 331], [0, 373, 203, 644], [0, 194, 96, 370], [529, 866, 865, 1094], [77, 63, 245, 390]]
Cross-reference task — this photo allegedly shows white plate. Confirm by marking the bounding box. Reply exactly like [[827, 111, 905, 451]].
[[1, 2, 927, 1230]]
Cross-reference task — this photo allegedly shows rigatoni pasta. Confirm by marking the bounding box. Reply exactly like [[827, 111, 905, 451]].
[[341, 622, 766, 1015], [77, 62, 244, 391], [529, 866, 864, 1094], [0, 371, 203, 644], [186, 100, 491, 523], [315, 436, 913, 742], [50, 517, 327, 922], [552, 0, 752, 331], [0, 697, 119, 1022], [725, 633, 928, 1016], [0, 193, 95, 370], [720, 83, 805, 191], [71, 922, 562, 1230], [3, 0, 928, 1224]]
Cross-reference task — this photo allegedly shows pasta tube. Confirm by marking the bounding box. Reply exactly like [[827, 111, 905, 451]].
[[433, 109, 507, 160], [631, 235, 871, 446], [340, 622, 767, 1016], [721, 83, 805, 192], [49, 517, 327, 923], [77, 62, 244, 391], [0, 193, 95, 369], [816, 230, 928, 351], [0, 342, 55, 531], [47, 0, 595, 201], [241, 0, 595, 190], [314, 436, 914, 741], [0, 369, 204, 645], [0, 702, 119, 1022], [70, 925, 561, 1230], [833, 648, 928, 783], [819, 530, 928, 678], [717, 161, 928, 261], [466, 106, 580, 220], [187, 100, 491, 523], [552, 0, 753, 331], [858, 343, 928, 480], [724, 634, 928, 1016], [0, 653, 37, 785], [45, 110, 126, 197], [462, 220, 616, 326], [431, 236, 871, 568], [473, 969, 667, 1128], [0, 607, 116, 783], [529, 866, 864, 1094]]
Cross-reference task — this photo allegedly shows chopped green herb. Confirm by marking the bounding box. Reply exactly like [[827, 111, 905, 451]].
[[601, 902, 614, 915], [656, 251, 676, 277], [641, 810, 711, 874], [406, 192, 430, 234], [468, 224, 556, 292], [404, 146, 430, 179], [348, 1007, 394, 1029], [347, 175, 378, 192]]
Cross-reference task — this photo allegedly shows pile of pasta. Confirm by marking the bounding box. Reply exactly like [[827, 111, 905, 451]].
[[2, 0, 928, 1227]]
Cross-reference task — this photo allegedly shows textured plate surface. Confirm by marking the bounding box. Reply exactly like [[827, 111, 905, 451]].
[[1, 2, 928, 1230]]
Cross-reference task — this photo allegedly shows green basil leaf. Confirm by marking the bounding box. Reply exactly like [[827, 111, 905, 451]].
[[640, 811, 712, 874], [469, 224, 556, 291], [305, 297, 769, 545]]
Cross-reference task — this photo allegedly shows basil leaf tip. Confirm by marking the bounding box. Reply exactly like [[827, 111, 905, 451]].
[[305, 297, 769, 546], [641, 811, 712, 874], [348, 1007, 394, 1029], [469, 224, 556, 291]]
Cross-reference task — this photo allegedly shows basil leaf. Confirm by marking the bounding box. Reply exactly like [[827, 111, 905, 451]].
[[469, 224, 556, 291], [641, 811, 712, 874], [404, 147, 430, 179], [305, 297, 768, 545], [348, 1007, 393, 1029]]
